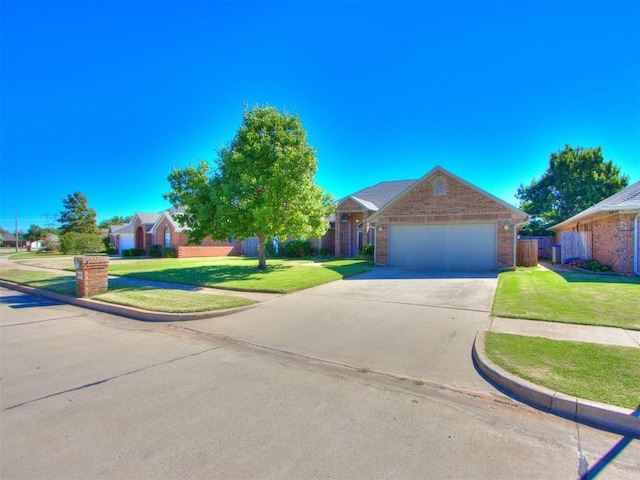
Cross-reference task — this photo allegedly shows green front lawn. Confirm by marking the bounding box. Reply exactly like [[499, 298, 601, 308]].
[[492, 267, 640, 330], [485, 332, 640, 410], [107, 257, 373, 293], [0, 269, 254, 313]]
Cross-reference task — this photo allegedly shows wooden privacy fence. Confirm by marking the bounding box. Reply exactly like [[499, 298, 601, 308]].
[[516, 239, 538, 267]]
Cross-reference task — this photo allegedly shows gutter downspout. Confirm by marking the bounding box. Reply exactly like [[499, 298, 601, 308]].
[[635, 213, 640, 276], [512, 216, 531, 269]]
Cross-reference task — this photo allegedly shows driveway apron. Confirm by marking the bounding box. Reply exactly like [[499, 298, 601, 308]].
[[183, 268, 499, 394]]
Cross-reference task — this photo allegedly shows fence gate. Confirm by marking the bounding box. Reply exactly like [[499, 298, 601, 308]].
[[242, 238, 259, 256], [560, 231, 592, 261]]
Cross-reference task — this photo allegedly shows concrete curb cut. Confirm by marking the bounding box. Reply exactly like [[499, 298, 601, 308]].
[[0, 280, 257, 322], [473, 331, 639, 439]]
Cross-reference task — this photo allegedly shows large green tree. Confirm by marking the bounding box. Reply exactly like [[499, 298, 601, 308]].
[[516, 145, 629, 227], [165, 105, 334, 269], [58, 191, 100, 235]]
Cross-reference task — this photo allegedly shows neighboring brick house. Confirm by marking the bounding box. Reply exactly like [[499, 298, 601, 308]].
[[150, 208, 242, 258], [548, 181, 640, 275], [335, 166, 529, 270], [111, 208, 242, 258]]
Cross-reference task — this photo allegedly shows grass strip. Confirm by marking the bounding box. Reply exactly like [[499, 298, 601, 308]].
[[485, 332, 640, 410], [0, 269, 254, 313], [492, 267, 640, 330], [106, 257, 373, 293]]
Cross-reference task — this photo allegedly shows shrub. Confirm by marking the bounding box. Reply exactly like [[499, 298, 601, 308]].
[[128, 248, 144, 257], [103, 238, 116, 255], [163, 247, 177, 258], [362, 243, 374, 258], [283, 239, 313, 258], [265, 237, 280, 257], [149, 245, 163, 258], [42, 238, 60, 252], [60, 232, 106, 254], [122, 249, 131, 257], [318, 246, 330, 258]]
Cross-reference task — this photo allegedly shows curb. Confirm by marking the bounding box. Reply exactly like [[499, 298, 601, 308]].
[[0, 280, 257, 322], [473, 331, 639, 438]]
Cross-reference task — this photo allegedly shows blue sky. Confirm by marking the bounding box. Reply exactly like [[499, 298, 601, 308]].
[[1, 0, 639, 232]]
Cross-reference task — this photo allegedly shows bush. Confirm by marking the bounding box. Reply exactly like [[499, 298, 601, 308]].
[[128, 248, 144, 257], [362, 243, 374, 258], [318, 246, 330, 258], [149, 245, 163, 258], [42, 238, 60, 252], [283, 239, 313, 258], [103, 238, 116, 255], [60, 232, 106, 254], [163, 247, 177, 258]]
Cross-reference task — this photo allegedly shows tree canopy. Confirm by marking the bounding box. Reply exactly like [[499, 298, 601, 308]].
[[57, 191, 100, 235], [165, 105, 334, 269], [24, 224, 46, 243], [99, 215, 132, 229], [516, 145, 629, 228]]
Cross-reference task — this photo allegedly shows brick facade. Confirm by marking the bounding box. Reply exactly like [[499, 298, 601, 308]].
[[557, 212, 637, 274], [74, 255, 109, 297], [338, 169, 527, 269]]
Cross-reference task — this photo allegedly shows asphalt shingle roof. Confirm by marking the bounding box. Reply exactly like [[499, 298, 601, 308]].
[[550, 180, 640, 229], [347, 180, 416, 210]]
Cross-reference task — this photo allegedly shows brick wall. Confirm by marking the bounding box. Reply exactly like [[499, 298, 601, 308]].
[[177, 243, 241, 258], [373, 172, 525, 269], [75, 256, 109, 297], [591, 213, 636, 274]]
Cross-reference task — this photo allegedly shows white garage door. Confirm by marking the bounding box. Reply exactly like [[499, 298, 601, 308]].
[[388, 223, 497, 270]]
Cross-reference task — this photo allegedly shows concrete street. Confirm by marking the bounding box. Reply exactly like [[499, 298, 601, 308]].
[[1, 274, 639, 479]]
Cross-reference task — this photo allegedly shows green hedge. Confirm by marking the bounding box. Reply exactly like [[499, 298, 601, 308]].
[[60, 232, 106, 254]]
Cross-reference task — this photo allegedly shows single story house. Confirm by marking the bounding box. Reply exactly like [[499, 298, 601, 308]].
[[334, 166, 529, 270], [110, 208, 242, 258], [548, 181, 640, 275]]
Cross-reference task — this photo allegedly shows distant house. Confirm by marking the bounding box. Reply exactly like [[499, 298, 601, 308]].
[[0, 233, 22, 248], [110, 208, 243, 258], [548, 181, 640, 275], [334, 165, 529, 270]]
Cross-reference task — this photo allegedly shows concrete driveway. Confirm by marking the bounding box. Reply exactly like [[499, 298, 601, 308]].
[[183, 268, 499, 394]]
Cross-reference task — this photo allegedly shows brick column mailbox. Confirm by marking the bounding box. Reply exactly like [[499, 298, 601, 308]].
[[74, 255, 109, 297]]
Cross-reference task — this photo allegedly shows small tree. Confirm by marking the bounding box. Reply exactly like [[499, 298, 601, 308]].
[[166, 105, 334, 269], [24, 224, 46, 244], [516, 145, 629, 227], [58, 192, 100, 235]]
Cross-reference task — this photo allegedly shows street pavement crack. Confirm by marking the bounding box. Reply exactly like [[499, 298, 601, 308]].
[[2, 346, 223, 411], [0, 314, 86, 328]]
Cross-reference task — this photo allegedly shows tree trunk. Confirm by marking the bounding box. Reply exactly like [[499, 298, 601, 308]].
[[257, 234, 267, 270]]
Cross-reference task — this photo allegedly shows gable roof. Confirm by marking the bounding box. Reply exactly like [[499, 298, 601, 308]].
[[368, 165, 528, 222], [150, 207, 187, 234], [341, 180, 416, 211], [134, 212, 161, 225], [549, 180, 640, 230]]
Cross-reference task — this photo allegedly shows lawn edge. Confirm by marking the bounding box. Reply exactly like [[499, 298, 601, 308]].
[[0, 279, 257, 322], [472, 331, 640, 439]]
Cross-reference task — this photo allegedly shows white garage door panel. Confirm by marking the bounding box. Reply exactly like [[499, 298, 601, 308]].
[[389, 224, 497, 270]]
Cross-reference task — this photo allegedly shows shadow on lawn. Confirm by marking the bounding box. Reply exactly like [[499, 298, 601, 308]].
[[549, 269, 640, 286], [116, 263, 291, 288]]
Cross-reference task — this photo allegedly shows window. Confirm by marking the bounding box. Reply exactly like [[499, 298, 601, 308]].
[[227, 236, 233, 245], [164, 227, 171, 248], [434, 177, 446, 196]]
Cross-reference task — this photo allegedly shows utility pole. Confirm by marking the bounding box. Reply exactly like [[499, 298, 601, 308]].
[[1, 206, 19, 252]]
